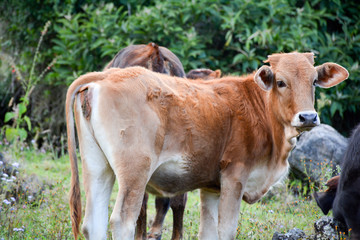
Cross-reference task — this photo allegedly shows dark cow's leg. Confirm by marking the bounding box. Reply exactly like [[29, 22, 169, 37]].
[[170, 193, 187, 240], [135, 193, 148, 240], [148, 197, 170, 240]]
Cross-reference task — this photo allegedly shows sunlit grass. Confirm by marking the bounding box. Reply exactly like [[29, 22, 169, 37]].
[[154, 186, 324, 239]]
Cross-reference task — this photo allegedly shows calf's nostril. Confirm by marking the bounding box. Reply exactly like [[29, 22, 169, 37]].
[[312, 114, 318, 123], [299, 114, 306, 123]]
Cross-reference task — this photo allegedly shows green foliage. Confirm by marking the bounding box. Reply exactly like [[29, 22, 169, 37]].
[[4, 101, 30, 142], [124, 0, 223, 70], [0, 0, 152, 54], [51, 3, 130, 85], [50, 0, 360, 135], [1, 21, 56, 145], [1, 0, 360, 142]]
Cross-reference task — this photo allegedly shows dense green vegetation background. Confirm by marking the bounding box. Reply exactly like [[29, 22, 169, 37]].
[[0, 1, 358, 239], [1, 0, 359, 147]]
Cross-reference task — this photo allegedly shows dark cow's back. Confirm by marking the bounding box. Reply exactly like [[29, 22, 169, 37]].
[[315, 124, 360, 239], [333, 124, 360, 238], [105, 43, 186, 77]]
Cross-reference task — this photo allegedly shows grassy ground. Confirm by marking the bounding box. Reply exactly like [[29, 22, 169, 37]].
[[155, 188, 323, 239], [0, 144, 334, 239]]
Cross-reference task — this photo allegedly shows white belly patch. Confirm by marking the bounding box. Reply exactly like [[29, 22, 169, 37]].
[[156, 154, 188, 176], [147, 154, 189, 197]]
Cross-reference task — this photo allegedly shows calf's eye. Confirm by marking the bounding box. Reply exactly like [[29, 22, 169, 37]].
[[277, 81, 286, 88]]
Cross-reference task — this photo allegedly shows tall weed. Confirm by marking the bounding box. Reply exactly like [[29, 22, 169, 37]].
[[1, 21, 57, 147]]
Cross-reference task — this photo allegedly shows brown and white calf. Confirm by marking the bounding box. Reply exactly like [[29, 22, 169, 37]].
[[66, 52, 348, 239]]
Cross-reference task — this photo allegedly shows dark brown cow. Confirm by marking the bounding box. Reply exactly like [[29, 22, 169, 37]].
[[104, 42, 187, 240], [314, 124, 360, 239], [66, 52, 348, 239], [186, 68, 222, 80], [104, 42, 185, 78]]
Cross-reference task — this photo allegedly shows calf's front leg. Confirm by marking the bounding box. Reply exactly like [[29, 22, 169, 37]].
[[199, 189, 219, 240], [135, 193, 148, 240], [109, 154, 151, 240], [218, 164, 247, 240]]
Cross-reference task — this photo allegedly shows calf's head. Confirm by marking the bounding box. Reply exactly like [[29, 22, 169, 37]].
[[314, 175, 340, 215], [254, 52, 348, 135], [186, 68, 222, 80]]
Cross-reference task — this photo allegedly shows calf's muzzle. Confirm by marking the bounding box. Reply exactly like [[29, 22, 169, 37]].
[[292, 111, 320, 132]]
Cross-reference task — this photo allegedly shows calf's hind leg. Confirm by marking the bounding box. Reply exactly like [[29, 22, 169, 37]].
[[75, 97, 115, 240], [109, 154, 152, 240], [81, 154, 115, 240]]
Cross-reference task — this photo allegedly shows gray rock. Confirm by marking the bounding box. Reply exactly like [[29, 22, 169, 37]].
[[313, 216, 343, 240], [288, 124, 348, 182], [272, 228, 307, 240]]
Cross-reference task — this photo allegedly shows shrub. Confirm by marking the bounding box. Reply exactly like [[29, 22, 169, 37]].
[[1, 0, 359, 145]]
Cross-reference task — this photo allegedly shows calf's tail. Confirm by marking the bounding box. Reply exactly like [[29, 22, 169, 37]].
[[65, 71, 107, 239]]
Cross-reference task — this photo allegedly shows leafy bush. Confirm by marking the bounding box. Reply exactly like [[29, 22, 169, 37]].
[[51, 3, 129, 85], [1, 0, 360, 145], [50, 0, 360, 135], [1, 22, 57, 149]]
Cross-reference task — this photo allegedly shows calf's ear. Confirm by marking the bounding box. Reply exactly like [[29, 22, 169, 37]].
[[315, 63, 349, 88], [214, 69, 222, 78], [254, 66, 274, 91], [313, 191, 335, 215], [326, 175, 340, 191]]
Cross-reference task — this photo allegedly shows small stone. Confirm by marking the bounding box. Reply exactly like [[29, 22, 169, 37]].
[[272, 228, 307, 240]]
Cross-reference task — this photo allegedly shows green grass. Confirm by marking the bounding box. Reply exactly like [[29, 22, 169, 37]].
[[154, 188, 324, 240], [0, 144, 72, 239], [0, 144, 338, 239]]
